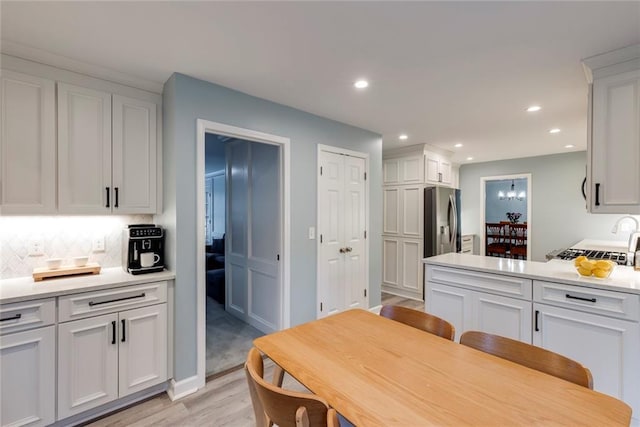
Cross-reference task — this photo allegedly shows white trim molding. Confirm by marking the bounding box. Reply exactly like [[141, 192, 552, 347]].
[[196, 119, 291, 388], [167, 376, 200, 401]]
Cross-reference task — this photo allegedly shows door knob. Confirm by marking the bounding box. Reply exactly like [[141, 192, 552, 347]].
[[346, 247, 353, 252], [339, 248, 346, 253]]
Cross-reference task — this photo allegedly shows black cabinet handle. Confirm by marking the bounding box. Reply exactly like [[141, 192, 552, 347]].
[[105, 187, 110, 208], [535, 310, 540, 332], [114, 187, 119, 208], [121, 319, 126, 342], [0, 313, 21, 322], [111, 320, 116, 345], [595, 183, 600, 206], [88, 292, 146, 306], [566, 293, 596, 303]]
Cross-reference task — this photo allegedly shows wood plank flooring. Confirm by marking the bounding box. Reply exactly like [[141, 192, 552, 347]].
[[84, 292, 421, 427]]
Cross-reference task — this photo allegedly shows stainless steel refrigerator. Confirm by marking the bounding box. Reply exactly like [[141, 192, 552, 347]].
[[424, 186, 461, 257]]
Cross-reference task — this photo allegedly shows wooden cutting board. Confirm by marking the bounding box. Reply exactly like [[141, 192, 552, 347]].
[[33, 263, 101, 281]]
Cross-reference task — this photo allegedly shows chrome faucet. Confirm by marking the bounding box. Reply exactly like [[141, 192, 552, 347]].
[[611, 216, 640, 265]]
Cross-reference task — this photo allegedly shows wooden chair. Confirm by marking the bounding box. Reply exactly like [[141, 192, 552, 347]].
[[459, 331, 593, 389], [245, 347, 340, 427], [380, 305, 455, 341], [509, 223, 527, 259], [485, 223, 509, 257]]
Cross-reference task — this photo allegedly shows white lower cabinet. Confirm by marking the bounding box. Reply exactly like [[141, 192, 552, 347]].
[[0, 326, 56, 427], [426, 282, 531, 342], [383, 237, 423, 300], [58, 303, 167, 419]]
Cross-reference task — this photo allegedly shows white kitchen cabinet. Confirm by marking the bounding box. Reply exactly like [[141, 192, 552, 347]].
[[57, 283, 168, 419], [461, 234, 474, 254], [0, 70, 56, 214], [426, 281, 531, 343], [58, 84, 158, 214], [383, 185, 423, 238], [584, 45, 640, 214], [0, 297, 56, 427], [383, 155, 423, 185], [533, 303, 640, 416], [425, 151, 452, 186]]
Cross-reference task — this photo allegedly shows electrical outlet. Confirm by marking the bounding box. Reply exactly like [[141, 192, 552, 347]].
[[308, 226, 316, 240], [92, 236, 106, 253], [28, 239, 44, 256]]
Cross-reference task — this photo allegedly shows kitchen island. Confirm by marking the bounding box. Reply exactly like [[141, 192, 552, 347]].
[[423, 252, 640, 423]]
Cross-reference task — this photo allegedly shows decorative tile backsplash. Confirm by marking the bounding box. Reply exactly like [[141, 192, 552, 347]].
[[0, 215, 152, 279]]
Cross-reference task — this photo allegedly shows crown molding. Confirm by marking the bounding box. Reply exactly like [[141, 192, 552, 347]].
[[582, 44, 640, 83], [1, 40, 164, 94]]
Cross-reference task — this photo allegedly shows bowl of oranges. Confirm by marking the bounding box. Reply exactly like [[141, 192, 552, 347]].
[[574, 256, 615, 279]]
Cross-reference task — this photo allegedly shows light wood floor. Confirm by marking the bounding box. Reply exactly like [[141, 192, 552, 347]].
[[85, 292, 422, 427]]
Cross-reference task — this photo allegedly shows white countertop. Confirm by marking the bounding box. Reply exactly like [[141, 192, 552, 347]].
[[423, 253, 640, 295], [0, 268, 176, 304]]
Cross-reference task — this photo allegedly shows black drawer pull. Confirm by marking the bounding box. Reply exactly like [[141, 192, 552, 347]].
[[111, 320, 116, 345], [106, 187, 110, 208], [595, 183, 600, 206], [88, 293, 146, 307], [121, 319, 126, 342], [534, 310, 540, 332], [0, 313, 22, 322], [566, 293, 596, 303], [114, 187, 119, 208]]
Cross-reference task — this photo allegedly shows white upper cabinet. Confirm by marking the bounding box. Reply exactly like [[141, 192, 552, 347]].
[[425, 151, 452, 186], [584, 44, 640, 214], [0, 70, 56, 214], [58, 85, 158, 214], [383, 154, 423, 185]]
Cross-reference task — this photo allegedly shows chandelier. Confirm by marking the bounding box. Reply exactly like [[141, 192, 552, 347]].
[[498, 180, 525, 201]]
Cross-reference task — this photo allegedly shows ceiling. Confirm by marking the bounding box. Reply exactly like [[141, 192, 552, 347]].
[[2, 1, 639, 164]]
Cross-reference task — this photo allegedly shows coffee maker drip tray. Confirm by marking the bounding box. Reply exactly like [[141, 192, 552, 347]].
[[129, 266, 165, 275]]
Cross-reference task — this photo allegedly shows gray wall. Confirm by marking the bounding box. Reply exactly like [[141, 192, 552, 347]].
[[460, 151, 638, 261], [160, 73, 382, 381], [485, 178, 528, 223]]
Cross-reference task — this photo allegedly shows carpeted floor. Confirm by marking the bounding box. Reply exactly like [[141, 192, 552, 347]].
[[206, 296, 264, 376]]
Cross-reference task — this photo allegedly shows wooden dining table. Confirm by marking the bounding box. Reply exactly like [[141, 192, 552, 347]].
[[254, 309, 632, 426]]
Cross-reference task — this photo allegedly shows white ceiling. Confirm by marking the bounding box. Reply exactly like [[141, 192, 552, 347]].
[[2, 1, 639, 164]]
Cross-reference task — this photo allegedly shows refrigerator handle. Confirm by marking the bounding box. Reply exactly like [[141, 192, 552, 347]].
[[449, 194, 458, 249]]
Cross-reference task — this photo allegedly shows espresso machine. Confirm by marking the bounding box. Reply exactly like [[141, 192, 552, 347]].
[[123, 224, 165, 274]]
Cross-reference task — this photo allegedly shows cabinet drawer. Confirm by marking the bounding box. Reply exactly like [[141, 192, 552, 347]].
[[533, 280, 640, 321], [426, 265, 532, 300], [0, 298, 55, 336], [58, 281, 167, 322]]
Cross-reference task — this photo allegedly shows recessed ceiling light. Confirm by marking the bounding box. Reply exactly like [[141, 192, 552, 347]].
[[466, 157, 474, 161], [549, 128, 561, 134], [565, 144, 575, 148], [526, 105, 542, 112], [454, 143, 463, 148], [354, 79, 369, 89], [399, 134, 408, 140]]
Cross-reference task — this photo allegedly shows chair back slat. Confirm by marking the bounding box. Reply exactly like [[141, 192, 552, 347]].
[[380, 305, 455, 341], [459, 331, 593, 389]]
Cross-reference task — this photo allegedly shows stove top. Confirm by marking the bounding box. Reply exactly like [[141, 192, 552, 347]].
[[555, 248, 628, 265]]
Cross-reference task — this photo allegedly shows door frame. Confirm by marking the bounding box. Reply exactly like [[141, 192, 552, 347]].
[[196, 119, 290, 384], [316, 144, 370, 318], [479, 173, 532, 259]]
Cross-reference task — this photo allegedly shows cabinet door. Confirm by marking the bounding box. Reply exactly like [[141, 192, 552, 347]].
[[119, 304, 167, 397], [112, 95, 157, 214], [426, 282, 473, 341], [0, 70, 56, 214], [0, 326, 55, 427], [383, 187, 400, 235], [400, 238, 423, 298], [590, 69, 640, 213], [438, 158, 452, 186], [474, 293, 531, 343], [400, 155, 423, 184], [401, 185, 423, 238], [382, 237, 400, 290], [58, 83, 112, 214], [58, 313, 118, 419], [383, 158, 400, 184], [425, 155, 440, 184], [533, 303, 640, 415]]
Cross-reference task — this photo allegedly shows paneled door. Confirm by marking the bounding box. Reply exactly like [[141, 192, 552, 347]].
[[317, 147, 368, 318], [226, 139, 281, 334]]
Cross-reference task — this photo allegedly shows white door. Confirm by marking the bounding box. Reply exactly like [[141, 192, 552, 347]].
[[226, 139, 281, 334], [58, 83, 112, 214], [0, 326, 55, 427], [533, 303, 640, 414], [57, 313, 119, 419], [0, 70, 56, 214], [317, 148, 368, 318], [112, 95, 157, 214], [119, 304, 167, 397]]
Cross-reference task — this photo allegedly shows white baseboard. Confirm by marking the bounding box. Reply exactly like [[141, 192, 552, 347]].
[[167, 375, 202, 401], [369, 304, 382, 315]]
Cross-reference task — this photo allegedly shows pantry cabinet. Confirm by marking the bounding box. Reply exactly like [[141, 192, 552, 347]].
[[584, 44, 640, 214], [0, 70, 56, 214], [0, 298, 56, 427], [58, 84, 158, 214]]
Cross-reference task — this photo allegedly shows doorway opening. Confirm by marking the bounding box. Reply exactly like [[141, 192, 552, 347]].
[[196, 120, 290, 382], [480, 174, 532, 260]]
